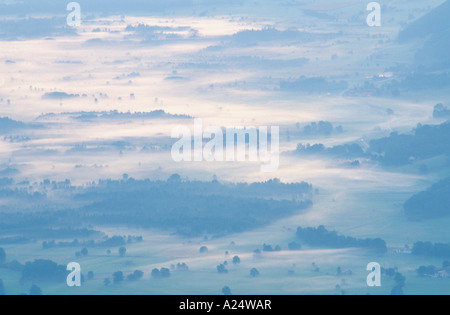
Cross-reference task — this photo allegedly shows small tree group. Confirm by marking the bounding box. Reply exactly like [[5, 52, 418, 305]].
[[0, 279, 5, 295], [250, 268, 260, 277], [127, 270, 144, 281], [76, 248, 89, 257], [288, 242, 301, 251], [177, 262, 189, 271], [222, 286, 232, 295], [263, 244, 281, 252], [119, 247, 127, 257], [113, 271, 124, 284], [29, 284, 42, 295], [0, 248, 5, 264], [152, 268, 170, 278], [217, 264, 228, 274], [382, 267, 406, 295]]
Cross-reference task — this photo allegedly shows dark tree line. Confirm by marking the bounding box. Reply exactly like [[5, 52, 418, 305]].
[[21, 259, 67, 283], [0, 248, 5, 264], [412, 242, 450, 258], [296, 226, 387, 252], [0, 279, 4, 295], [0, 177, 313, 239], [152, 268, 170, 278], [293, 121, 450, 170], [404, 177, 450, 220], [369, 122, 450, 166], [417, 261, 450, 277]]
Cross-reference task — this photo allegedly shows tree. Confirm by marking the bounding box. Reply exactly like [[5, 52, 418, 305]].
[[21, 259, 66, 283], [113, 271, 124, 284], [81, 248, 88, 256], [232, 256, 241, 264], [160, 268, 171, 278], [217, 264, 228, 274], [250, 268, 260, 277], [391, 285, 404, 296], [151, 268, 160, 278], [0, 248, 5, 264], [199, 246, 208, 253], [87, 271, 94, 281], [151, 268, 170, 278], [222, 286, 232, 295], [103, 278, 111, 287], [177, 263, 189, 271], [418, 265, 435, 277], [168, 174, 181, 183], [119, 247, 126, 257], [383, 267, 396, 278], [127, 270, 144, 281], [394, 273, 406, 287], [263, 244, 273, 252], [296, 226, 387, 253], [0, 279, 5, 295], [29, 284, 42, 296]]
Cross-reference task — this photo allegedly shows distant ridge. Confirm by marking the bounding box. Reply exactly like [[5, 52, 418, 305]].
[[398, 1, 450, 42], [0, 117, 25, 134], [404, 177, 450, 220], [398, 1, 450, 69]]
